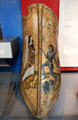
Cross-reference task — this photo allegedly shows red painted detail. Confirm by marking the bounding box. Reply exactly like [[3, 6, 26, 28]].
[[21, 0, 59, 20]]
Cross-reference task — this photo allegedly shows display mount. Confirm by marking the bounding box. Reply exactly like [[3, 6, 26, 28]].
[[0, 37, 19, 67]]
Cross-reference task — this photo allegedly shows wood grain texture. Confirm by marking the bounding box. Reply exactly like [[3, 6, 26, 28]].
[[21, 3, 61, 118]]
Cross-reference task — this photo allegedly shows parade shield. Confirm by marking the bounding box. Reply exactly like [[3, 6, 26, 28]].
[[21, 3, 61, 118]]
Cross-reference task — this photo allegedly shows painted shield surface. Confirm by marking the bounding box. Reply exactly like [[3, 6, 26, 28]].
[[21, 3, 61, 118]]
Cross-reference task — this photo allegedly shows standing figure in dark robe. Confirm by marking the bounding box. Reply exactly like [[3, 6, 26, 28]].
[[42, 44, 57, 77]]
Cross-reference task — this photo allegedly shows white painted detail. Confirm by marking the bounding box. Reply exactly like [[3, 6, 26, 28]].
[[22, 65, 35, 82]]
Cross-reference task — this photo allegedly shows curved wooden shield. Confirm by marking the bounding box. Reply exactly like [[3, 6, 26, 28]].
[[21, 3, 61, 118]]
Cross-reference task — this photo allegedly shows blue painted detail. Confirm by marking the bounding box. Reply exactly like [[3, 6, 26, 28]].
[[0, 0, 23, 72]]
